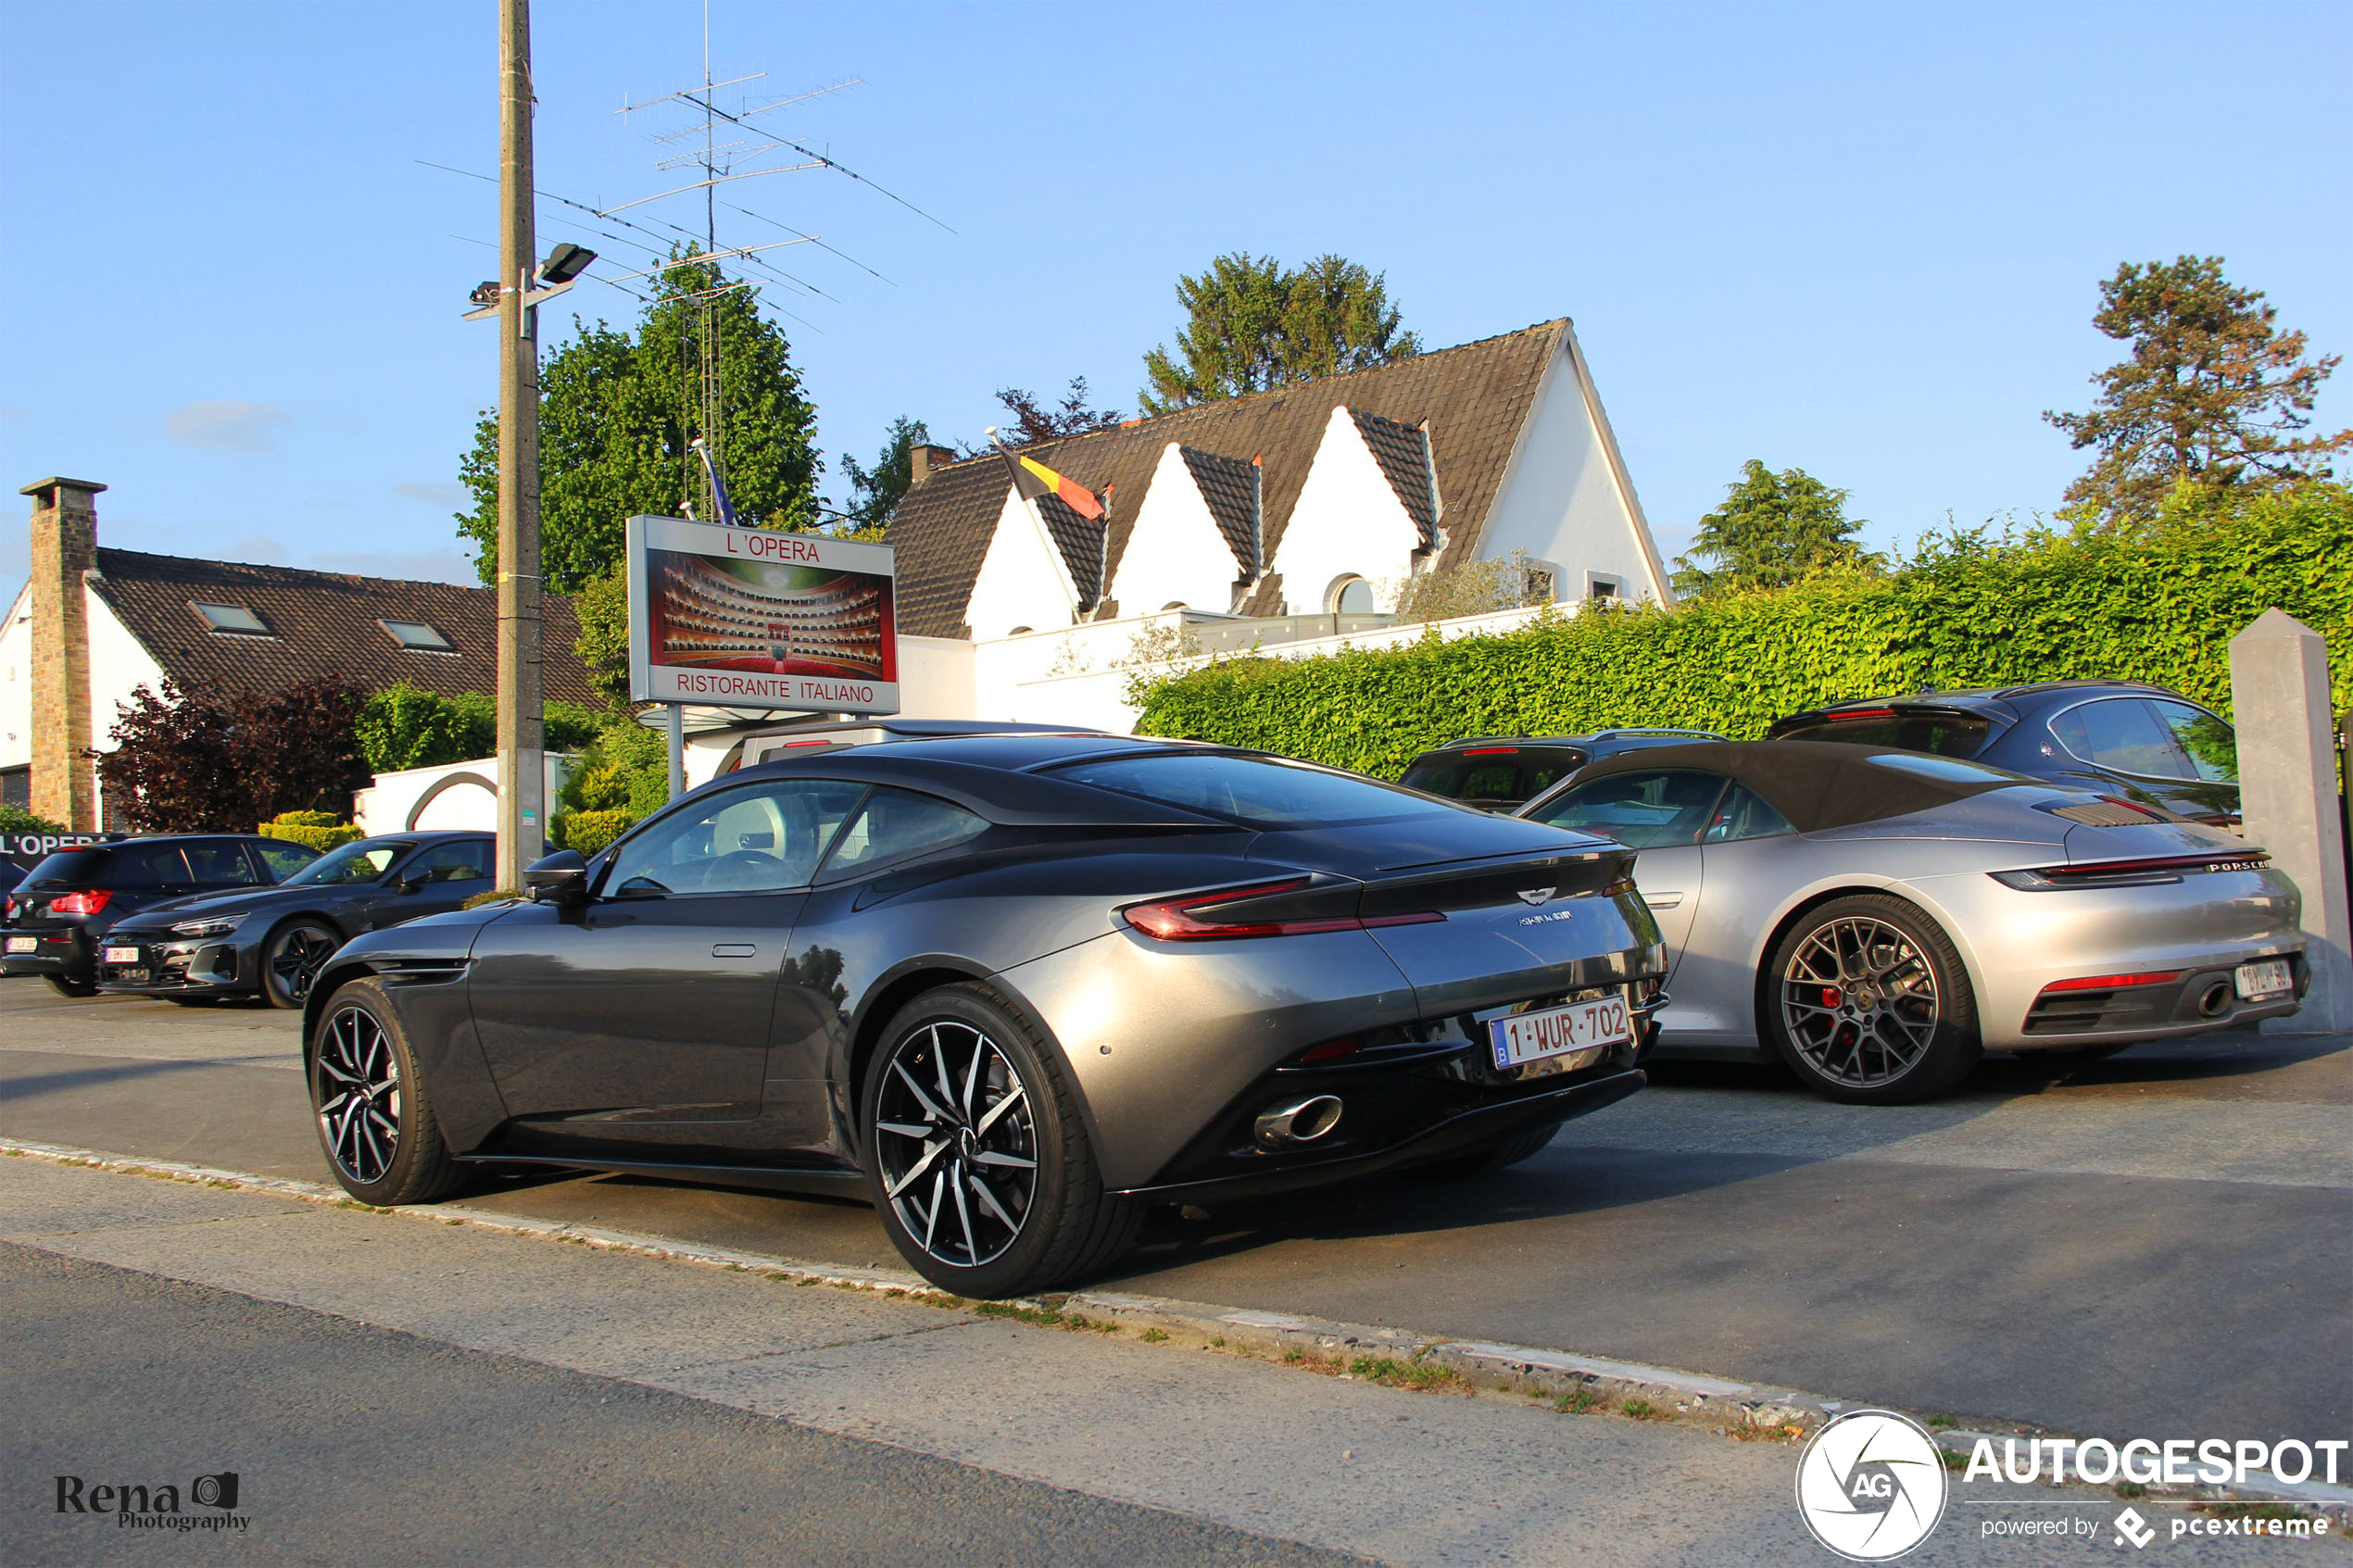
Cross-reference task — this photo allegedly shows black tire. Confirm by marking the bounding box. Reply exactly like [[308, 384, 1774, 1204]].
[[1765, 894, 1982, 1105], [861, 983, 1139, 1298], [43, 973, 97, 999], [1403, 1122, 1563, 1181], [260, 918, 342, 1010], [308, 977, 464, 1205]]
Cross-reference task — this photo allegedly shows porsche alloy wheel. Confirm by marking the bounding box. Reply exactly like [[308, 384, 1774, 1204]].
[[862, 985, 1139, 1298], [316, 1002, 402, 1185], [1768, 895, 1981, 1104], [873, 1018, 1039, 1271]]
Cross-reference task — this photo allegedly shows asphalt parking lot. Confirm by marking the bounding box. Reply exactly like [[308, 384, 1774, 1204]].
[[5, 978, 2347, 1442]]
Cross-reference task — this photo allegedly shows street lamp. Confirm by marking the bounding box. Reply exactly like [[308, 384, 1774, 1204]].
[[461, 245, 598, 322]]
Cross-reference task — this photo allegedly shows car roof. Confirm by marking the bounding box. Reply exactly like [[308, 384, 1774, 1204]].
[[1412, 728, 1720, 757], [1554, 738, 2035, 833], [724, 733, 1231, 827], [1786, 680, 2196, 721]]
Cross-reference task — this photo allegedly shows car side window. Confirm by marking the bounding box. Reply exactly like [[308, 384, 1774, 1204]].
[[2050, 699, 2190, 779], [182, 838, 263, 885], [820, 787, 988, 879], [253, 840, 318, 881], [606, 779, 866, 897], [111, 845, 192, 888], [1526, 771, 1727, 848], [401, 840, 491, 884], [2147, 700, 2237, 784], [1704, 784, 1795, 844]]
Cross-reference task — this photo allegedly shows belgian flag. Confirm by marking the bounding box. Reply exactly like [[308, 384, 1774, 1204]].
[[998, 446, 1105, 521]]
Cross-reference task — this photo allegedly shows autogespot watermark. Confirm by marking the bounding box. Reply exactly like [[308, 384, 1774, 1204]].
[[1796, 1410, 1950, 1561], [53, 1470, 248, 1533]]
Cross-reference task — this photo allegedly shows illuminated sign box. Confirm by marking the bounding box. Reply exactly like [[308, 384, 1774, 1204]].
[[624, 513, 899, 715]]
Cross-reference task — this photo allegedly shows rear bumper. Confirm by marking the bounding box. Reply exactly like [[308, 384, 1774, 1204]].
[[2, 929, 89, 981], [1110, 1067, 1647, 1203], [2008, 951, 2307, 1049]]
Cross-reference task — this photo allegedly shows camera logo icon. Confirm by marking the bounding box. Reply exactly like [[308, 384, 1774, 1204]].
[[191, 1473, 239, 1511], [1794, 1411, 1948, 1561]]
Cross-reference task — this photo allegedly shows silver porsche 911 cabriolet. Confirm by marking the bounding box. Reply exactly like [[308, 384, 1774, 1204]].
[[1516, 740, 2307, 1104]]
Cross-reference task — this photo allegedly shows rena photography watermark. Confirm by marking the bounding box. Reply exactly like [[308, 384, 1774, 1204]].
[[53, 1470, 249, 1533]]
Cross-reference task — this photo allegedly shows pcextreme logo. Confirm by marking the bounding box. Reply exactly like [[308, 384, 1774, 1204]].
[[1794, 1410, 1949, 1562]]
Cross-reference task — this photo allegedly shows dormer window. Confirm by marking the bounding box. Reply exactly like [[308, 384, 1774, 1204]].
[[190, 601, 272, 636], [379, 619, 455, 652]]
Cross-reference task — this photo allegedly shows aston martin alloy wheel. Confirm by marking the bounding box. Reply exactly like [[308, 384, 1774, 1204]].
[[263, 919, 342, 1010], [308, 978, 462, 1205], [862, 985, 1139, 1297], [1767, 895, 1981, 1104]]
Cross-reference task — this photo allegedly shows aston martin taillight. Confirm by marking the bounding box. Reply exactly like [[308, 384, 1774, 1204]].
[[1122, 879, 1444, 942]]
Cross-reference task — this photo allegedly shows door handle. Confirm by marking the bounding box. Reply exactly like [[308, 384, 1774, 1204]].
[[711, 943, 758, 958], [1642, 891, 1684, 909]]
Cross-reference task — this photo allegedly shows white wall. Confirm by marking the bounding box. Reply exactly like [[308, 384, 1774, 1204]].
[[83, 590, 170, 826], [963, 488, 1082, 638], [1106, 444, 1245, 615], [0, 583, 30, 772], [354, 753, 572, 837], [894, 633, 975, 722], [1270, 407, 1428, 614], [1476, 328, 1674, 605]]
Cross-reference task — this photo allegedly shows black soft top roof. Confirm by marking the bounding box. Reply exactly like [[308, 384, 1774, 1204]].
[[1569, 739, 2029, 834]]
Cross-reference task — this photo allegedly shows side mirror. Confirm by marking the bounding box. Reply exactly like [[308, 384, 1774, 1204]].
[[522, 849, 590, 905], [395, 874, 428, 895]]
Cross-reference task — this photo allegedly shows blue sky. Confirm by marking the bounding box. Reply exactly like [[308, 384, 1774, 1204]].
[[4, 0, 2347, 596]]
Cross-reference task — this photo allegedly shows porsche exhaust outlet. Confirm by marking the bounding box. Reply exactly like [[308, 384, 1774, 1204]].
[[2198, 982, 2233, 1018], [1253, 1094, 1344, 1149]]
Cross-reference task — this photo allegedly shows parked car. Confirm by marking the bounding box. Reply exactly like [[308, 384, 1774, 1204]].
[[1516, 740, 2304, 1104], [1766, 682, 2239, 826], [96, 831, 496, 1009], [1400, 729, 1725, 811], [3, 834, 320, 997], [301, 735, 1666, 1297], [719, 718, 1112, 773]]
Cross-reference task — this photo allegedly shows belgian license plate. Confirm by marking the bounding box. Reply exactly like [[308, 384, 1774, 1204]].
[[1490, 996, 1631, 1070], [2235, 960, 2293, 1001], [5, 935, 35, 955], [104, 946, 141, 965]]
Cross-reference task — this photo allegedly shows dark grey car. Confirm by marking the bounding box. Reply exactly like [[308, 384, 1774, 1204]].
[[302, 735, 1666, 1297]]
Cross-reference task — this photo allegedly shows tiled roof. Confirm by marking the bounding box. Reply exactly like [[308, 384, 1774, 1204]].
[[1351, 409, 1439, 546], [887, 320, 1565, 637], [88, 548, 596, 707], [1032, 493, 1109, 612], [1177, 446, 1262, 579]]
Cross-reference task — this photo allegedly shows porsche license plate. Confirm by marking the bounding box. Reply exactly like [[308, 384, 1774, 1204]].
[[104, 946, 141, 965], [2235, 959, 2293, 1001], [5, 935, 36, 955], [1490, 996, 1631, 1070]]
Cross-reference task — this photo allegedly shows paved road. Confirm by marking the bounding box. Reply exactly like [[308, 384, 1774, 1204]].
[[6, 979, 2347, 1441]]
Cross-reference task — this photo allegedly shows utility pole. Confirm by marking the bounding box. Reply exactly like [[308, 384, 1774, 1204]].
[[496, 0, 545, 886]]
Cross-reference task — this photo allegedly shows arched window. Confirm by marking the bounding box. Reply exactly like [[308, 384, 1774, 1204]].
[[1008, 625, 1034, 636], [1161, 601, 1189, 611], [1327, 575, 1374, 615]]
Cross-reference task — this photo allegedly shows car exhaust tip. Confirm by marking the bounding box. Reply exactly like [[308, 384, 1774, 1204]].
[[2198, 982, 2233, 1018], [1253, 1094, 1344, 1149]]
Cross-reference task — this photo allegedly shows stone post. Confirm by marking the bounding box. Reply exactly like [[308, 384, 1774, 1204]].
[[2229, 609, 2351, 1033], [22, 477, 105, 832]]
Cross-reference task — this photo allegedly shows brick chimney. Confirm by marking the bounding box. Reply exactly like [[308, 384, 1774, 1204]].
[[908, 445, 957, 485], [23, 477, 104, 830]]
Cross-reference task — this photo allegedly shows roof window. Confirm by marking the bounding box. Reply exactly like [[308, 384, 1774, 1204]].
[[379, 619, 455, 652], [189, 601, 272, 635]]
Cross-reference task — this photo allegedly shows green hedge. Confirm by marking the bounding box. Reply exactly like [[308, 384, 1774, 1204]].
[[258, 813, 364, 852], [355, 683, 604, 774], [554, 809, 635, 857], [1131, 487, 2353, 777]]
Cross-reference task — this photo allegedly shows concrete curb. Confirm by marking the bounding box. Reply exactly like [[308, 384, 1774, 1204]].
[[6, 1135, 2347, 1524]]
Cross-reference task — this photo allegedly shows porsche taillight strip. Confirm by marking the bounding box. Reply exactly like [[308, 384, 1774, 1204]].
[[1991, 851, 2270, 890], [1122, 878, 1446, 942]]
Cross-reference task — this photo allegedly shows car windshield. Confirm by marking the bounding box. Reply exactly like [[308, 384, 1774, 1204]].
[[279, 842, 403, 885], [1778, 711, 1994, 757], [1053, 753, 1466, 830]]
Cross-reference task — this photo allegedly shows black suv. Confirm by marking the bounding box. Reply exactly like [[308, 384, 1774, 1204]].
[[1767, 681, 2239, 825], [1399, 729, 1724, 811], [3, 834, 320, 997]]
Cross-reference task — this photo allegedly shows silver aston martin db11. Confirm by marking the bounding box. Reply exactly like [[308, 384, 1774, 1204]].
[[1516, 740, 2307, 1103], [304, 734, 1667, 1295]]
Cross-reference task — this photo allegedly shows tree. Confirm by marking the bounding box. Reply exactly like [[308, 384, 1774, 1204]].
[[2046, 256, 2352, 523], [1139, 253, 1420, 413], [457, 250, 823, 592], [1671, 461, 1877, 596], [94, 678, 371, 833], [834, 416, 933, 539], [571, 568, 634, 712], [989, 378, 1123, 445]]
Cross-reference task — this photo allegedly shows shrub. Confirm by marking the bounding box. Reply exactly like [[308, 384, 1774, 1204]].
[[0, 804, 66, 834], [259, 812, 364, 853], [559, 715, 669, 819], [1130, 486, 2353, 775], [461, 887, 523, 910], [96, 677, 369, 832], [554, 809, 635, 857], [355, 682, 603, 773]]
